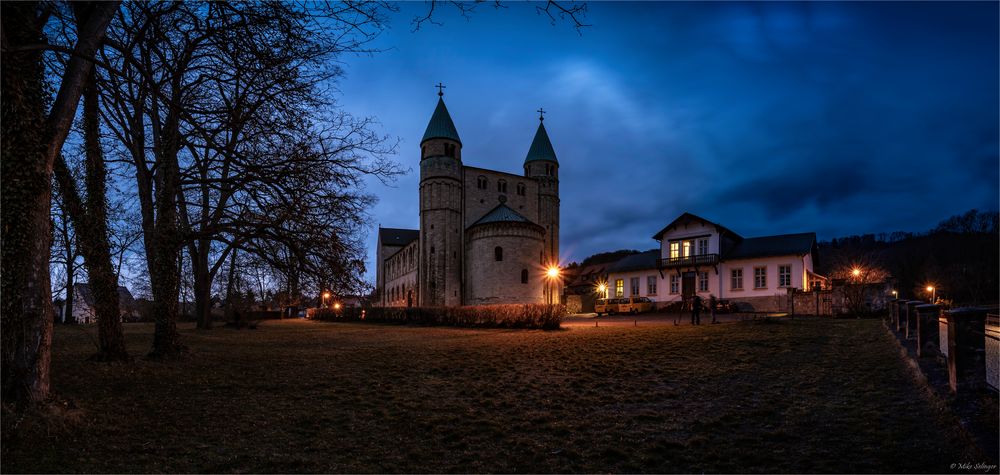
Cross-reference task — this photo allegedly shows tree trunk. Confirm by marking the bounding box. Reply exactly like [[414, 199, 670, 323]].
[[52, 64, 130, 361], [1, 1, 54, 403], [192, 242, 213, 329]]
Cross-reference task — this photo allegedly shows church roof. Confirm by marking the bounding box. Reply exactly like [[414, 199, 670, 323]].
[[524, 121, 558, 164], [470, 203, 536, 227], [421, 97, 461, 145], [379, 227, 419, 247]]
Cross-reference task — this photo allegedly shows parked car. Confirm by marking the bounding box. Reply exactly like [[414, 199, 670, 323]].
[[617, 296, 654, 314], [595, 298, 618, 316]]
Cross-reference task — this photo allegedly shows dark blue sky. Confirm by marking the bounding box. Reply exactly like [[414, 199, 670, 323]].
[[336, 2, 999, 279]]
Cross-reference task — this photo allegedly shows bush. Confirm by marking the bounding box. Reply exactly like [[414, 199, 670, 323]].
[[311, 304, 565, 330]]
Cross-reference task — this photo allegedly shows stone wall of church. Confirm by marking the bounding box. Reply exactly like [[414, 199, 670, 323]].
[[465, 222, 546, 305], [384, 240, 419, 307], [462, 166, 539, 228], [419, 153, 464, 307]]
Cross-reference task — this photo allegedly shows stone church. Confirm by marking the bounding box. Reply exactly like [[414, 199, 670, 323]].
[[376, 90, 561, 307]]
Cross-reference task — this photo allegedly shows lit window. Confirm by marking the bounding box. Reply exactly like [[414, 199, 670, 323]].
[[779, 265, 792, 287], [494, 246, 503, 261], [698, 272, 709, 292], [731, 268, 743, 290], [682, 241, 691, 257], [630, 277, 640, 296], [754, 267, 767, 289], [697, 238, 709, 255], [670, 275, 679, 294], [647, 276, 657, 295], [615, 279, 624, 298], [669, 242, 680, 259]]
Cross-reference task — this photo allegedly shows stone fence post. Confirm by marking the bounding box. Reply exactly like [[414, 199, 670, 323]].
[[944, 307, 987, 394], [904, 300, 922, 339], [915, 304, 939, 357]]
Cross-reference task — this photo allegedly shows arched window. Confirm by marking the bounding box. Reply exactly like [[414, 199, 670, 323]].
[[516, 183, 526, 196], [430, 246, 435, 254], [477, 176, 487, 189], [445, 143, 456, 158], [497, 179, 507, 193], [521, 269, 528, 284], [494, 246, 503, 261]]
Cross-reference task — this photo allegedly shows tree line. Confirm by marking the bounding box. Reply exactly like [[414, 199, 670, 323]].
[[818, 209, 999, 305]]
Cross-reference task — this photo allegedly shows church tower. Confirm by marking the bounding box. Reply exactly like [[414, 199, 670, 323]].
[[418, 87, 464, 306], [523, 110, 561, 299]]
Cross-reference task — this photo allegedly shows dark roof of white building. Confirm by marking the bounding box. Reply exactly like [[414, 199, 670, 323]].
[[652, 212, 741, 241], [73, 283, 136, 308], [723, 232, 817, 260], [605, 249, 660, 273]]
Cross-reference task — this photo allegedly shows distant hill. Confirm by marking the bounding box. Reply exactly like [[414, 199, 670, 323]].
[[817, 209, 998, 305], [579, 249, 642, 268]]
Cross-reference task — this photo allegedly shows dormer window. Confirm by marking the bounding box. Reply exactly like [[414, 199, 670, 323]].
[[477, 176, 487, 189], [497, 179, 507, 193]]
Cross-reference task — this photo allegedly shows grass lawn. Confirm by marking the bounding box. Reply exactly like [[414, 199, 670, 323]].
[[2, 318, 984, 473]]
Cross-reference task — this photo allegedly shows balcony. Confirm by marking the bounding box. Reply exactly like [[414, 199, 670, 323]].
[[657, 253, 719, 269]]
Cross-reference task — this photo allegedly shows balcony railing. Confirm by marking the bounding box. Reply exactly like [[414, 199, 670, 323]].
[[656, 253, 719, 268]]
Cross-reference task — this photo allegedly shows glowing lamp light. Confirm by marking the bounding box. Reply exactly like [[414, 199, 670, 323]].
[[322, 292, 331, 299], [597, 283, 607, 294], [926, 286, 934, 292], [546, 266, 560, 279], [333, 302, 342, 310], [851, 268, 861, 277]]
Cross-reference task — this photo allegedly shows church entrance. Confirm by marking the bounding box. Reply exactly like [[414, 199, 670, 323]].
[[681, 272, 696, 305]]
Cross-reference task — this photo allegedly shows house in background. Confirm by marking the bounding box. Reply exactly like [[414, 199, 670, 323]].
[[59, 283, 139, 324], [605, 213, 822, 312]]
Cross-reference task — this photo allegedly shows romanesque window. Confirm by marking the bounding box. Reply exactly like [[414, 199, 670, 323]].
[[497, 179, 507, 193], [430, 246, 435, 254], [778, 265, 792, 287], [521, 269, 528, 284], [516, 183, 526, 196], [494, 246, 503, 261], [445, 143, 456, 158], [477, 176, 487, 189], [731, 268, 744, 290]]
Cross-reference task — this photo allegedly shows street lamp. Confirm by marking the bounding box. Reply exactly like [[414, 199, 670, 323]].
[[926, 285, 935, 303], [596, 282, 608, 299], [851, 267, 862, 279], [322, 291, 331, 308], [546, 266, 560, 305], [892, 290, 898, 299]]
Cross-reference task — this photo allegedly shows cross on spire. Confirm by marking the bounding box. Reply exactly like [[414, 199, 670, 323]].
[[436, 82, 446, 97], [537, 107, 546, 121]]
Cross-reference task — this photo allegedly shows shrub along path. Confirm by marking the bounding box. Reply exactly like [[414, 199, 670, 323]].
[[2, 318, 984, 473]]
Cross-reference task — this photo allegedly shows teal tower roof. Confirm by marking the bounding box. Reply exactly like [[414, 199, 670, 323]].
[[421, 97, 461, 145], [524, 121, 558, 164]]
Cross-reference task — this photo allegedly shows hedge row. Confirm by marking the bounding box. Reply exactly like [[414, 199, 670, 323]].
[[310, 304, 565, 330]]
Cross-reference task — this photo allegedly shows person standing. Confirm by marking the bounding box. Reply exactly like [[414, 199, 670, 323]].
[[709, 294, 718, 324], [691, 294, 702, 325]]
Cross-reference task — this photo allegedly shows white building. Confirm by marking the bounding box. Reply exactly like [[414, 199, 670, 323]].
[[605, 213, 822, 312], [58, 283, 139, 324]]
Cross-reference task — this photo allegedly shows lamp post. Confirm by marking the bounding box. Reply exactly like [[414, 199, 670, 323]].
[[322, 291, 331, 309], [926, 285, 935, 303], [546, 266, 560, 305]]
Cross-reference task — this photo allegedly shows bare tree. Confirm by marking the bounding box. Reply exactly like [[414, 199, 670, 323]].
[[2, 0, 120, 405]]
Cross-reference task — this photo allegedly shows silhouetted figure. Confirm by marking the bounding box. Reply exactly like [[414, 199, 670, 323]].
[[691, 294, 702, 325], [709, 295, 718, 324]]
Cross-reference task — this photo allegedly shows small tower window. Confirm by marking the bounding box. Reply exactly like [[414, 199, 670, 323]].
[[445, 143, 456, 158], [497, 179, 507, 193], [516, 183, 526, 196], [477, 176, 487, 189], [521, 269, 529, 284], [430, 246, 435, 254], [495, 246, 503, 262]]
